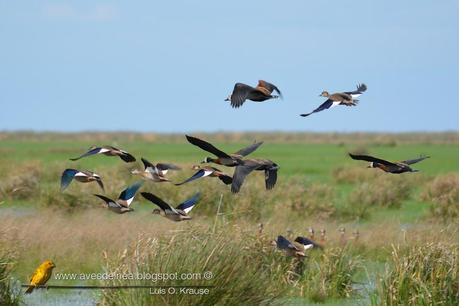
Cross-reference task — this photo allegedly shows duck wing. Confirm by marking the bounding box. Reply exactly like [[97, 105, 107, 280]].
[[186, 135, 232, 158], [233, 141, 264, 157], [348, 153, 398, 167]]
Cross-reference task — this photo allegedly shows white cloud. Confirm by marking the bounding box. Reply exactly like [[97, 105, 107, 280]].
[[43, 3, 118, 21]]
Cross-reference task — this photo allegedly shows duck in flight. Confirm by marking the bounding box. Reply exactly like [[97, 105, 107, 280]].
[[300, 83, 367, 117], [60, 168, 104, 191], [70, 145, 136, 163], [174, 165, 232, 186], [186, 135, 263, 167], [225, 80, 282, 108], [231, 159, 279, 193], [141, 192, 201, 222], [131, 157, 181, 182], [348, 153, 430, 174], [93, 181, 143, 214]]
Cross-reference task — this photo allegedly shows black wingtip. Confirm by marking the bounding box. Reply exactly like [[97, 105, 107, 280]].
[[300, 113, 310, 117], [357, 83, 367, 92]]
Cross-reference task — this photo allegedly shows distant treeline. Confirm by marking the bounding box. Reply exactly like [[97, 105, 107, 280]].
[[1, 131, 459, 145]]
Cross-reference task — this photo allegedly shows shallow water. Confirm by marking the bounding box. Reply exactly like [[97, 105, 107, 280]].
[[23, 290, 96, 306]]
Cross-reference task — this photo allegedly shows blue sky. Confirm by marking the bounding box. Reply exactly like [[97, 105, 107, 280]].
[[1, 1, 458, 132]]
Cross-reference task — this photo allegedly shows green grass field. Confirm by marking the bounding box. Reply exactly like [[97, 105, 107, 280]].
[[1, 133, 458, 306]]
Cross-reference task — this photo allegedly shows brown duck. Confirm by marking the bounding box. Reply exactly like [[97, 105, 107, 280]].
[[225, 80, 282, 108]]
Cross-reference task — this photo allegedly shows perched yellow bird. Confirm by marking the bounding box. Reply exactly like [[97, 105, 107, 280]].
[[25, 260, 56, 294]]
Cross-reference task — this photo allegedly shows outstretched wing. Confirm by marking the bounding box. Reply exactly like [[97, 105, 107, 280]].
[[230, 83, 255, 108], [276, 235, 298, 251], [60, 169, 78, 191], [175, 192, 201, 214], [69, 147, 106, 161], [233, 141, 264, 157], [118, 151, 136, 163], [96, 179, 105, 191], [117, 181, 143, 207], [141, 158, 157, 172], [294, 236, 323, 250], [344, 83, 367, 98], [185, 135, 232, 158], [257, 80, 282, 97], [231, 161, 260, 193], [93, 194, 122, 209], [156, 163, 181, 171], [141, 192, 175, 212], [400, 155, 430, 165], [348, 153, 398, 167], [174, 169, 213, 186], [300, 99, 339, 117], [265, 168, 278, 190]]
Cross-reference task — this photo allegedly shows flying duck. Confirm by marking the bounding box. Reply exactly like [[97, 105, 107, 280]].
[[274, 235, 305, 258], [175, 165, 232, 186], [231, 159, 279, 193], [348, 153, 430, 174], [131, 157, 181, 182], [225, 80, 282, 108], [186, 135, 263, 167], [60, 168, 104, 191], [70, 145, 136, 163], [141, 192, 201, 222], [93, 181, 143, 214], [294, 236, 323, 251], [300, 83, 367, 117]]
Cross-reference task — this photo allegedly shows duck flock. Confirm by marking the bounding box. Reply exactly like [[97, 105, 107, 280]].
[[60, 81, 430, 256]]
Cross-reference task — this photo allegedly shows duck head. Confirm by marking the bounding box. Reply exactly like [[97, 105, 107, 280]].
[[319, 90, 330, 97]]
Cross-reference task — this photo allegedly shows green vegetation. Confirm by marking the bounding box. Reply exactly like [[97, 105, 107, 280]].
[[0, 132, 458, 305], [371, 244, 459, 306]]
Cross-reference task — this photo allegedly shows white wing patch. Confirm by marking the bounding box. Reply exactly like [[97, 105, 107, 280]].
[[75, 172, 87, 177], [202, 170, 214, 177], [99, 148, 110, 153], [350, 93, 362, 99], [182, 205, 195, 214], [330, 101, 341, 108]]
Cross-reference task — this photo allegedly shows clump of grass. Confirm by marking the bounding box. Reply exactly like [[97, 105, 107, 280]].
[[297, 247, 362, 302], [289, 180, 336, 219], [347, 177, 412, 209], [39, 187, 96, 211], [0, 234, 21, 306], [0, 162, 41, 201], [421, 173, 459, 221], [99, 228, 289, 305], [371, 243, 459, 306], [332, 166, 380, 184]]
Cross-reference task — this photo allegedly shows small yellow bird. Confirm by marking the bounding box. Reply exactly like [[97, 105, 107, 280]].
[[25, 260, 56, 294]]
